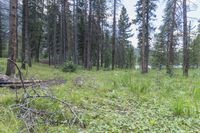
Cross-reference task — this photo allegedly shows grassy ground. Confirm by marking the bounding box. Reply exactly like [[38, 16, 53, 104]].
[[0, 58, 200, 132]]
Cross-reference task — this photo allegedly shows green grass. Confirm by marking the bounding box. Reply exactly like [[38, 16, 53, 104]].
[[0, 58, 200, 132]]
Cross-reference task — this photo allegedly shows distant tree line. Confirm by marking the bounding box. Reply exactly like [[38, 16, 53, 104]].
[[135, 0, 200, 76], [0, 0, 199, 77], [0, 0, 135, 76]]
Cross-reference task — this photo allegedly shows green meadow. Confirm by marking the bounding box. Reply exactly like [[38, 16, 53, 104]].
[[0, 58, 200, 132]]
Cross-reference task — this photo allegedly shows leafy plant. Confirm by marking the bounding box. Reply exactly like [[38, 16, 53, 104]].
[[62, 61, 77, 72]]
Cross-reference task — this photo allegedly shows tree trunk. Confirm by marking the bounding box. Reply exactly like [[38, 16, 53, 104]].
[[53, 3, 57, 65], [0, 8, 2, 58], [183, 0, 189, 77], [141, 0, 146, 73], [100, 24, 104, 67], [96, 9, 101, 71], [21, 0, 29, 69], [62, 0, 68, 62], [167, 0, 176, 75], [6, 0, 17, 76], [144, 0, 149, 73], [83, 1, 87, 68], [16, 1, 18, 59], [112, 0, 116, 70], [86, 0, 92, 70], [73, 0, 78, 64], [35, 35, 41, 62]]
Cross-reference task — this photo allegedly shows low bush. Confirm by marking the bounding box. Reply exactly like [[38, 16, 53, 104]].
[[62, 61, 77, 72]]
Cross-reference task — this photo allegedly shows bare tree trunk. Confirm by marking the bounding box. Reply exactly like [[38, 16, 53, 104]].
[[83, 1, 88, 68], [0, 7, 2, 58], [141, 0, 146, 73], [16, 1, 18, 59], [112, 0, 116, 70], [86, 0, 92, 70], [35, 0, 44, 63], [73, 0, 78, 64], [96, 8, 101, 71], [100, 23, 104, 67], [167, 0, 176, 75], [144, 0, 149, 73], [6, 0, 17, 76], [62, 0, 68, 62], [36, 35, 41, 62], [183, 0, 189, 77], [21, 0, 29, 69], [53, 6, 57, 65]]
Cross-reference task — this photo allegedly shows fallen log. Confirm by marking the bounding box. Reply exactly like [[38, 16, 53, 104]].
[[0, 74, 66, 88]]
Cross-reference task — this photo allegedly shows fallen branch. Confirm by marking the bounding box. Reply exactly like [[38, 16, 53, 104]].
[[7, 58, 27, 94], [5, 59, 84, 131]]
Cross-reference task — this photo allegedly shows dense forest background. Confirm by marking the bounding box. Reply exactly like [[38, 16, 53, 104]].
[[0, 0, 200, 75]]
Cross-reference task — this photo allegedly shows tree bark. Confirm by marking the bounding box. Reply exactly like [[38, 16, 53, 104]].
[[96, 5, 101, 71], [53, 2, 57, 65], [16, 1, 18, 59], [144, 0, 149, 73], [167, 0, 176, 75], [62, 0, 68, 62], [141, 0, 146, 73], [112, 0, 116, 70], [0, 7, 2, 58], [86, 0, 92, 70], [83, 0, 88, 68], [6, 0, 18, 76], [183, 0, 189, 77], [73, 0, 78, 64], [21, 0, 29, 69]]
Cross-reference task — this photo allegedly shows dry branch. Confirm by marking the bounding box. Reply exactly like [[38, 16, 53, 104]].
[[6, 59, 84, 132]]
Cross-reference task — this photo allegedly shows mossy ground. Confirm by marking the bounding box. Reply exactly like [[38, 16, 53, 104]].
[[0, 58, 200, 132]]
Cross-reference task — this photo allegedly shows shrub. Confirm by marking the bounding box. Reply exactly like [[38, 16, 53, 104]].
[[62, 61, 77, 72]]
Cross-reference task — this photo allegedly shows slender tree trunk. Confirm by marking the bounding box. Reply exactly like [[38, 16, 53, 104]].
[[53, 2, 57, 65], [47, 0, 51, 66], [141, 0, 146, 73], [167, 0, 176, 75], [16, 1, 18, 59], [62, 0, 68, 62], [21, 0, 29, 69], [27, 5, 31, 67], [183, 0, 189, 77], [73, 0, 78, 64], [86, 0, 92, 70], [35, 36, 41, 62], [112, 0, 116, 70], [96, 11, 101, 70], [100, 23, 104, 67], [6, 0, 17, 76], [35, 0, 44, 63], [83, 0, 88, 68], [144, 0, 149, 73], [0, 8, 2, 58]]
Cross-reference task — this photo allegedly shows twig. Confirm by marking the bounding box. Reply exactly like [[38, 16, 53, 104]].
[[7, 58, 27, 94]]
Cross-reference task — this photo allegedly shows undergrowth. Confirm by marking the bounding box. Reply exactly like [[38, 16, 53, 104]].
[[0, 58, 200, 132]]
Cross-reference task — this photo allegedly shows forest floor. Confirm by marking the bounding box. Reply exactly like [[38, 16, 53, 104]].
[[0, 58, 200, 132]]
